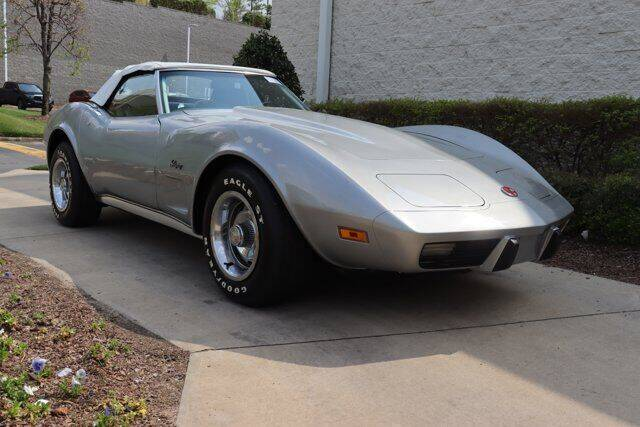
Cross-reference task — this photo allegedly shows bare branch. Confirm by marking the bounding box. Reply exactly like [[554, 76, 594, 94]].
[[8, 0, 87, 114]]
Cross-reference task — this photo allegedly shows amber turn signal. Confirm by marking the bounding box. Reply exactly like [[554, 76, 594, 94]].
[[338, 227, 369, 243]]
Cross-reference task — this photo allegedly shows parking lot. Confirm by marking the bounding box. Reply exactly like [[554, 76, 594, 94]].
[[1, 146, 640, 425]]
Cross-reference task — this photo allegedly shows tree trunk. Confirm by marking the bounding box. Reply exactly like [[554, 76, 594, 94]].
[[41, 59, 52, 116]]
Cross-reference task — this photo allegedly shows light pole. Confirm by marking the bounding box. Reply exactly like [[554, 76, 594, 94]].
[[3, 0, 7, 82], [186, 24, 198, 63], [186, 26, 191, 63]]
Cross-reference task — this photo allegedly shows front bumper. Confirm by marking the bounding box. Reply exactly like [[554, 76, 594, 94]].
[[25, 99, 53, 108], [327, 194, 573, 273]]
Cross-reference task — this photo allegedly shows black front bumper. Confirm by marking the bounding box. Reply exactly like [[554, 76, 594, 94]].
[[24, 98, 54, 108], [419, 226, 565, 272], [539, 228, 562, 261]]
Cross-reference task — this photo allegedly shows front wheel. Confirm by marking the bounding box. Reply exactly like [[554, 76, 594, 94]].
[[17, 99, 26, 110], [202, 164, 312, 306], [49, 141, 101, 227]]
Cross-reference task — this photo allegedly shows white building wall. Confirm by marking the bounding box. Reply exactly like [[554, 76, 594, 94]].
[[273, 0, 640, 101], [271, 0, 320, 100]]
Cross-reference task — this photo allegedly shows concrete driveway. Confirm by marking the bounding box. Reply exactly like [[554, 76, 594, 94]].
[[2, 146, 640, 425]]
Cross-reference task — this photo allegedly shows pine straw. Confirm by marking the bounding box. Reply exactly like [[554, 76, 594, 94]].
[[0, 247, 188, 425], [540, 238, 640, 286]]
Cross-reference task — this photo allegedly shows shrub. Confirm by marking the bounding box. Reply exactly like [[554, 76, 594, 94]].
[[242, 11, 270, 29], [234, 30, 304, 98], [313, 97, 640, 245], [149, 0, 213, 16], [0, 309, 16, 330], [313, 97, 640, 177], [89, 343, 114, 366], [548, 172, 640, 245]]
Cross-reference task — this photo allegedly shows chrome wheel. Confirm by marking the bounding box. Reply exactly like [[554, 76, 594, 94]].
[[210, 191, 260, 281], [51, 157, 71, 211]]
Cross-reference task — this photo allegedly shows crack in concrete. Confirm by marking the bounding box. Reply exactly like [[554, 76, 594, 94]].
[[192, 308, 640, 354], [1, 230, 83, 240]]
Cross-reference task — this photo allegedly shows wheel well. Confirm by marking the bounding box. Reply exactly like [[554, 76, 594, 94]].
[[192, 155, 275, 236], [47, 129, 70, 166]]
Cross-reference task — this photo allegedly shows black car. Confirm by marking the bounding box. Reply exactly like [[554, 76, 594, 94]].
[[0, 81, 54, 110]]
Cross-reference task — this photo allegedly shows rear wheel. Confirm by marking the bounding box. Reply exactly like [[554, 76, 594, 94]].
[[202, 164, 312, 306], [49, 141, 101, 227]]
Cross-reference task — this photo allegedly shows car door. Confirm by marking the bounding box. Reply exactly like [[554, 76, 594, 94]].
[[89, 72, 160, 208]]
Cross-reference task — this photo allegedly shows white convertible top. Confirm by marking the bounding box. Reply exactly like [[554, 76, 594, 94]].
[[91, 62, 276, 107]]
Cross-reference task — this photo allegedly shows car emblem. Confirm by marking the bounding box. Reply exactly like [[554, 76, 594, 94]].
[[501, 186, 518, 197]]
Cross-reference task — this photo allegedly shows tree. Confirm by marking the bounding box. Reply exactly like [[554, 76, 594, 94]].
[[201, 0, 219, 14], [220, 0, 246, 22], [9, 0, 87, 115], [241, 11, 268, 29], [241, 0, 270, 29], [234, 30, 303, 98], [151, 0, 215, 16]]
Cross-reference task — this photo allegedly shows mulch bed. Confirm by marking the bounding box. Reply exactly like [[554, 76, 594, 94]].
[[0, 247, 189, 425], [540, 237, 640, 286]]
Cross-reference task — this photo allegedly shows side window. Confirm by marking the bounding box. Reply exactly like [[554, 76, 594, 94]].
[[107, 74, 157, 117]]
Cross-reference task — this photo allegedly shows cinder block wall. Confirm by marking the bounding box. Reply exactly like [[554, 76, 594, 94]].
[[2, 0, 258, 103], [273, 0, 640, 101], [271, 0, 320, 100]]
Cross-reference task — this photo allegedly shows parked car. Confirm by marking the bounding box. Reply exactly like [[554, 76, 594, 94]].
[[44, 62, 574, 306], [68, 89, 95, 103], [0, 81, 54, 110]]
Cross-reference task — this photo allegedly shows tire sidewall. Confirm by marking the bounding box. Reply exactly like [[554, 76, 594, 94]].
[[202, 167, 284, 303], [49, 142, 91, 225]]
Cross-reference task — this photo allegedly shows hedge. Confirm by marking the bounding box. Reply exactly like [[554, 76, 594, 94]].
[[149, 0, 213, 16], [312, 97, 640, 245], [548, 172, 640, 245], [242, 11, 271, 29]]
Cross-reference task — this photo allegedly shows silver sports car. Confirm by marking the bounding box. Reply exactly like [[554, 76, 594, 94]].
[[45, 62, 573, 305]]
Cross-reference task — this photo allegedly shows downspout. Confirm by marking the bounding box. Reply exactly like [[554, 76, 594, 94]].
[[3, 0, 7, 83], [315, 0, 333, 103]]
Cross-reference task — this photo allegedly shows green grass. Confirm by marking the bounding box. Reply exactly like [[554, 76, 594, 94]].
[[0, 107, 45, 138], [27, 164, 48, 171]]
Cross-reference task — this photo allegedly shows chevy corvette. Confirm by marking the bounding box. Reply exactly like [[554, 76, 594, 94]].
[[45, 62, 573, 305]]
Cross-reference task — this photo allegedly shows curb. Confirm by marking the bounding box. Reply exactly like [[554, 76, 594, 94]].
[[0, 137, 43, 143], [0, 141, 46, 159]]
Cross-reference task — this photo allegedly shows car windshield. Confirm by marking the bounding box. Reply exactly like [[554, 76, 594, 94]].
[[160, 70, 306, 113], [18, 83, 41, 93]]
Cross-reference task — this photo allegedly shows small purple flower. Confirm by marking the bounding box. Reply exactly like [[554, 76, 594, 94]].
[[31, 357, 47, 374], [104, 406, 111, 417], [1, 271, 12, 279]]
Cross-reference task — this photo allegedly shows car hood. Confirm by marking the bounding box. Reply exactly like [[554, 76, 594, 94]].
[[187, 107, 483, 161], [184, 107, 555, 208]]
